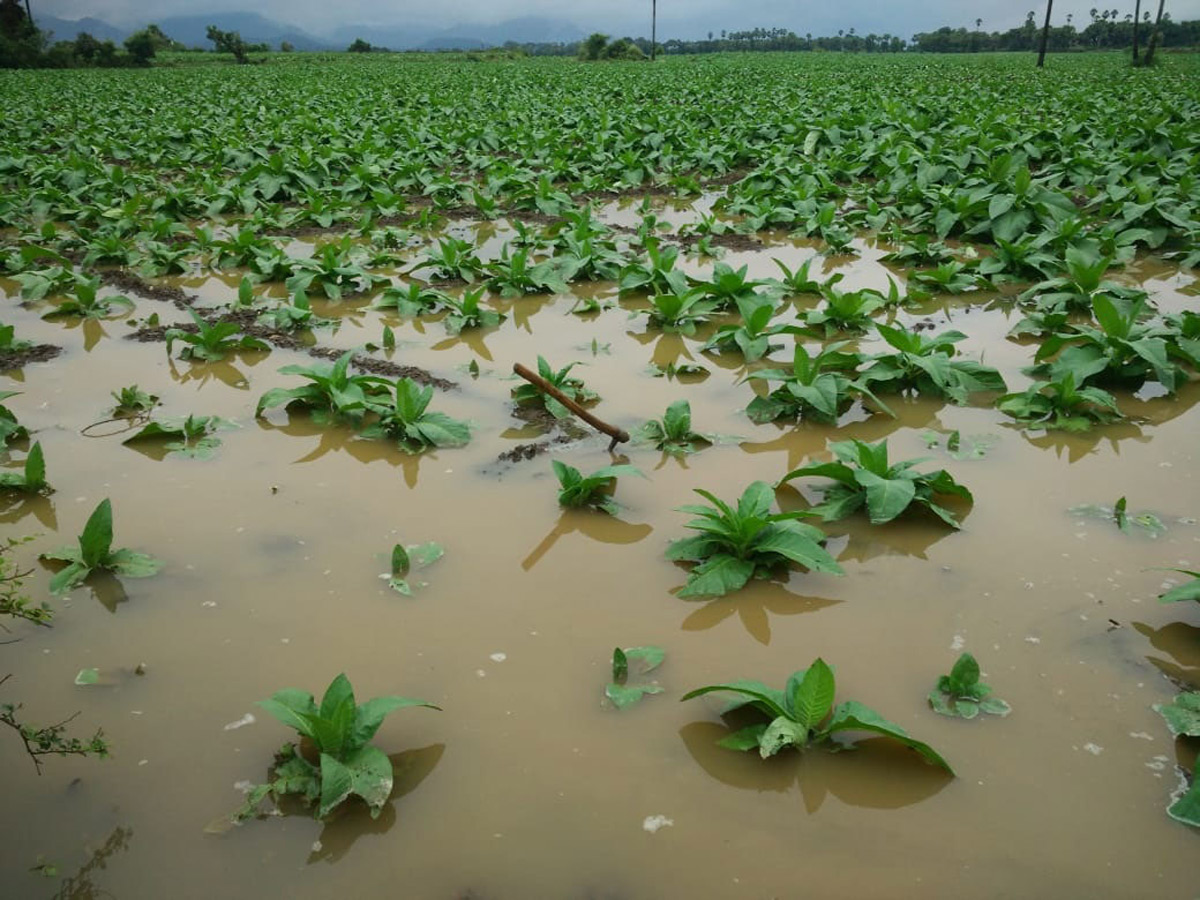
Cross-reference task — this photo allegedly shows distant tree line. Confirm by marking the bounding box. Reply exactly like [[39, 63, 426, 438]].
[[912, 8, 1197, 53], [0, 0, 179, 67]]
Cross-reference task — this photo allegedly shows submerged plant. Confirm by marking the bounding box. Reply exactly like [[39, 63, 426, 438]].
[[634, 400, 712, 455], [121, 415, 236, 460], [1153, 691, 1200, 827], [860, 324, 1006, 405], [682, 658, 953, 771], [361, 379, 471, 453], [552, 460, 643, 515], [256, 350, 389, 422], [41, 278, 132, 320], [386, 541, 445, 596], [996, 373, 1123, 432], [109, 385, 158, 416], [0, 442, 50, 493], [666, 481, 842, 598], [40, 499, 163, 595], [744, 342, 889, 424], [634, 289, 719, 335], [778, 439, 973, 529], [442, 287, 505, 335], [605, 646, 665, 710], [928, 653, 1011, 719], [165, 310, 269, 362], [235, 673, 440, 822], [1158, 569, 1200, 604]]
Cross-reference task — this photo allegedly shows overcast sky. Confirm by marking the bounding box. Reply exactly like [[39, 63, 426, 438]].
[[38, 0, 1200, 39]]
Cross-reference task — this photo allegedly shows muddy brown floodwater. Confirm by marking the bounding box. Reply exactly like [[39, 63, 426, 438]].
[[1, 202, 1198, 899]]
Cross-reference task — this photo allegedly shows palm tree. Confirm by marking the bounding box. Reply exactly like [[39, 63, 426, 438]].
[[1132, 0, 1142, 61], [1143, 0, 1166, 64], [650, 0, 656, 61]]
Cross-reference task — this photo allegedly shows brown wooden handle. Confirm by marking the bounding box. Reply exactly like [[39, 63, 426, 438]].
[[513, 362, 630, 445]]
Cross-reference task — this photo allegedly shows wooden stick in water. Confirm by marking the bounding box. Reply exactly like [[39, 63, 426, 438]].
[[512, 362, 630, 450]]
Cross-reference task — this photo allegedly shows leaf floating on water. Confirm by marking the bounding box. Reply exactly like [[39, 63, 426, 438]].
[[74, 668, 99, 685]]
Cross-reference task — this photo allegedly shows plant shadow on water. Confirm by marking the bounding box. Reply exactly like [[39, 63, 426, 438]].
[[626, 329, 701, 371], [1132, 620, 1200, 690], [679, 721, 952, 812], [678, 580, 840, 646], [521, 509, 653, 571], [298, 744, 444, 865], [55, 317, 108, 353], [492, 293, 554, 333], [168, 356, 260, 392], [255, 414, 429, 488], [47, 824, 133, 900], [0, 492, 56, 529], [431, 327, 497, 362]]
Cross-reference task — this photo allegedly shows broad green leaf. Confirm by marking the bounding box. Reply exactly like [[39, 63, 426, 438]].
[[391, 544, 410, 577], [854, 470, 917, 524], [79, 499, 114, 569], [105, 549, 163, 578], [74, 668, 99, 685], [318, 753, 355, 819], [350, 695, 439, 751], [341, 745, 396, 817], [605, 682, 663, 709], [790, 659, 836, 730], [750, 524, 843, 574], [759, 715, 808, 758], [949, 652, 980, 691], [1167, 777, 1200, 828], [258, 690, 319, 739], [825, 700, 954, 774], [681, 682, 788, 720], [48, 561, 91, 596], [622, 645, 666, 675], [717, 723, 768, 752], [1159, 571, 1200, 603], [612, 647, 628, 682], [662, 400, 691, 437], [677, 554, 756, 598], [1155, 692, 1200, 739], [736, 481, 775, 520]]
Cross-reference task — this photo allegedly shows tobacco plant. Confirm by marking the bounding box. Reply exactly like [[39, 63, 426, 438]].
[[860, 324, 1006, 404], [361, 379, 471, 453], [109, 385, 158, 416], [121, 416, 236, 460], [634, 290, 719, 335], [800, 285, 888, 336], [682, 658, 953, 771], [605, 646, 665, 710], [256, 350, 389, 422], [928, 653, 1011, 719], [165, 310, 269, 362], [41, 278, 133, 320], [634, 400, 712, 455], [779, 439, 973, 529], [372, 283, 452, 317], [235, 673, 440, 822], [552, 460, 643, 515], [744, 343, 890, 424], [442, 287, 505, 335], [511, 356, 597, 419], [41, 499, 163, 595], [996, 374, 1123, 432], [0, 442, 50, 493], [666, 481, 842, 598]]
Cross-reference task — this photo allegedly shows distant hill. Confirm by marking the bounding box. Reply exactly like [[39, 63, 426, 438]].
[[154, 12, 332, 51], [37, 14, 127, 44], [331, 17, 585, 51]]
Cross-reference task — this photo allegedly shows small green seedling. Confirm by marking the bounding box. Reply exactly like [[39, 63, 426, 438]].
[[122, 415, 236, 460], [109, 385, 158, 416], [682, 658, 953, 772], [635, 400, 712, 455], [778, 439, 973, 529], [165, 310, 269, 362], [605, 646, 665, 710], [552, 460, 644, 515], [666, 481, 842, 598], [1069, 497, 1166, 537], [928, 653, 1011, 719], [387, 541, 444, 596], [40, 499, 163, 595], [919, 430, 999, 461], [235, 673, 440, 822], [1153, 691, 1200, 828], [0, 442, 50, 493]]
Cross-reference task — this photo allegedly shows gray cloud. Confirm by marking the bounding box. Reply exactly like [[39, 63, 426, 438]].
[[37, 0, 1200, 40]]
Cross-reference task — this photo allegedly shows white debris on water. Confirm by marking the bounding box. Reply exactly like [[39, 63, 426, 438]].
[[642, 815, 674, 834], [224, 713, 255, 731], [1024, 636, 1041, 644], [1082, 743, 1103, 756], [1129, 732, 1154, 741], [234, 780, 255, 793], [950, 634, 965, 651], [489, 652, 507, 663]]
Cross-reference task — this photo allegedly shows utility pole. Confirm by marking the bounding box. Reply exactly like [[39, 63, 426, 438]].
[[1132, 0, 1142, 62], [1037, 0, 1054, 66], [651, 0, 657, 61], [24, 0, 34, 27]]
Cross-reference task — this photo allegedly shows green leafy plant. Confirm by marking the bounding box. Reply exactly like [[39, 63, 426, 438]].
[[860, 324, 1006, 404], [0, 322, 32, 353], [1153, 691, 1200, 828], [691, 262, 767, 309], [165, 310, 269, 362], [703, 295, 797, 362], [801, 285, 888, 335], [442, 287, 505, 335], [618, 240, 690, 297], [372, 282, 452, 317], [634, 289, 719, 336], [666, 481, 842, 598], [0, 442, 50, 493], [484, 246, 577, 297], [779, 439, 973, 529], [681, 658, 953, 771], [40, 499, 163, 595], [256, 290, 334, 332], [928, 653, 1011, 719], [109, 385, 158, 416], [41, 278, 133, 320], [1069, 497, 1165, 537], [415, 237, 486, 282], [121, 415, 236, 460], [605, 646, 665, 710], [770, 257, 842, 297], [745, 342, 888, 424], [256, 350, 389, 422], [634, 400, 712, 455], [1019, 246, 1143, 313], [386, 541, 445, 595], [236, 673, 440, 821], [552, 460, 643, 515], [360, 379, 471, 453], [0, 392, 28, 449], [996, 373, 1123, 432], [511, 356, 598, 419]]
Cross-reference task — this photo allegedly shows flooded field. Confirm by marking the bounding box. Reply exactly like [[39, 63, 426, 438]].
[[1, 52, 1198, 898]]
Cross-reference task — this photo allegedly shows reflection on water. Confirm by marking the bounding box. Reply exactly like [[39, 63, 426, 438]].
[[168, 357, 255, 392], [522, 509, 653, 571], [1132, 621, 1200, 690], [307, 744, 445, 865], [0, 491, 57, 529], [50, 825, 133, 900], [255, 413, 429, 487], [679, 723, 952, 812], [678, 581, 840, 645], [53, 317, 109, 353]]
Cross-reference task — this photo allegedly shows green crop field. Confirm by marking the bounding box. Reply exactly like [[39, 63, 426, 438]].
[[0, 50, 1198, 898]]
